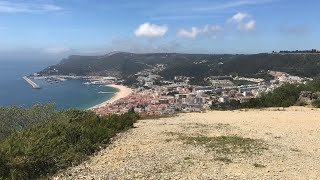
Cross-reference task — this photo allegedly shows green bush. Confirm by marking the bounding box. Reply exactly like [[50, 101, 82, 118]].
[[0, 104, 56, 140], [305, 77, 320, 92], [312, 100, 320, 108], [244, 83, 304, 108], [0, 107, 139, 179], [0, 152, 9, 178]]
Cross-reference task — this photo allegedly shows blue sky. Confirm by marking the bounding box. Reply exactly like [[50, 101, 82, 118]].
[[0, 0, 319, 60]]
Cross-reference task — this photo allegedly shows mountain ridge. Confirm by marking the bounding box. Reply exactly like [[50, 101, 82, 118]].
[[39, 52, 320, 80]]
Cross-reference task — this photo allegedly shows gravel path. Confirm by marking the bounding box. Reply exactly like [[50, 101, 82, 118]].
[[54, 107, 320, 180]]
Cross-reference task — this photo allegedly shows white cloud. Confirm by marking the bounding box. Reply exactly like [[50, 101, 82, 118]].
[[178, 25, 222, 39], [177, 27, 201, 39], [211, 25, 223, 31], [242, 20, 256, 31], [203, 25, 210, 33], [228, 12, 256, 32], [134, 23, 168, 38], [176, 12, 256, 39], [0, 1, 62, 13], [228, 12, 250, 23], [43, 47, 71, 54], [203, 25, 222, 33]]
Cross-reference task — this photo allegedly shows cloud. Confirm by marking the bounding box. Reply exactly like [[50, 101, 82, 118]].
[[178, 25, 222, 39], [177, 11, 256, 39], [228, 12, 250, 23], [203, 25, 223, 33], [228, 12, 256, 31], [177, 27, 202, 39], [0, 1, 62, 13], [242, 20, 256, 31], [43, 47, 71, 54], [134, 23, 168, 38]]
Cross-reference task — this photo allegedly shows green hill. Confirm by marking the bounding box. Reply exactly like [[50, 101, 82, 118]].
[[39, 52, 320, 79]]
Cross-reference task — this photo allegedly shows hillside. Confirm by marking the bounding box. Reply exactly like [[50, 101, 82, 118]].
[[0, 105, 139, 179], [39, 52, 320, 79], [54, 107, 320, 179], [39, 52, 229, 77]]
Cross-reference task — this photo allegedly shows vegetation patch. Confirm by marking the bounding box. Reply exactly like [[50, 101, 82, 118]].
[[139, 114, 177, 120], [312, 99, 320, 108], [215, 123, 231, 129], [214, 157, 232, 164], [0, 104, 56, 140], [165, 131, 184, 137], [0, 105, 139, 180], [290, 148, 301, 152], [253, 163, 266, 168], [184, 135, 267, 155]]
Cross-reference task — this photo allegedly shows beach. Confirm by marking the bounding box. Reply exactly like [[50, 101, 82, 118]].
[[89, 84, 132, 110]]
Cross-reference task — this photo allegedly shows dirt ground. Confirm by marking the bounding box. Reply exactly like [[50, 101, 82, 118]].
[[54, 107, 320, 180]]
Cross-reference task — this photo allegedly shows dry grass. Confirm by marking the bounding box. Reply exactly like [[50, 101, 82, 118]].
[[183, 135, 267, 155]]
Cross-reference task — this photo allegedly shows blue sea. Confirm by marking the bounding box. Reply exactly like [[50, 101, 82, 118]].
[[0, 60, 117, 110]]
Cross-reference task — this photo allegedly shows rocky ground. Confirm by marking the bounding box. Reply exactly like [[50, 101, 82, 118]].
[[54, 107, 320, 180]]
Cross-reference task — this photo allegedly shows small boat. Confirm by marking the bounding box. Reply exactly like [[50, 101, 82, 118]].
[[83, 82, 91, 85]]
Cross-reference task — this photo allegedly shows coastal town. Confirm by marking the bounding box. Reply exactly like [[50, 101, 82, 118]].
[[85, 64, 312, 117], [25, 61, 313, 117]]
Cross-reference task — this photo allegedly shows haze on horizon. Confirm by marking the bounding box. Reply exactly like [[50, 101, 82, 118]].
[[0, 0, 319, 61]]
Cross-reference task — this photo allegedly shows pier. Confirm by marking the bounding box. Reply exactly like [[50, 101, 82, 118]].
[[22, 76, 41, 89]]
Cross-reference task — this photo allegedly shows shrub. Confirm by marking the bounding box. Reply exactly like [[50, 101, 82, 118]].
[[0, 104, 56, 140], [312, 100, 320, 108], [0, 152, 9, 178], [0, 108, 139, 179], [243, 83, 303, 108]]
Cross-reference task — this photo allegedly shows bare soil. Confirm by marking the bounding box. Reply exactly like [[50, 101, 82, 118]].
[[54, 107, 320, 180]]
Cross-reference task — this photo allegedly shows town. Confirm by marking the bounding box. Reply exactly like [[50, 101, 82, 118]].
[[90, 64, 312, 117]]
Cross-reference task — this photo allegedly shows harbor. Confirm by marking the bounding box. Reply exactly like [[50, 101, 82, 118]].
[[22, 76, 41, 89]]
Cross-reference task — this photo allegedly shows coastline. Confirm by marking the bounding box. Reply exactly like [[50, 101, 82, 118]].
[[88, 84, 132, 110]]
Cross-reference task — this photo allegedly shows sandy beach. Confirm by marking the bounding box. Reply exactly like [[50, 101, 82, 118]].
[[89, 84, 132, 110], [56, 107, 320, 179]]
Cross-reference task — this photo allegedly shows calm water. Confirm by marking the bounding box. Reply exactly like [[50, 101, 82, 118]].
[[0, 60, 116, 110]]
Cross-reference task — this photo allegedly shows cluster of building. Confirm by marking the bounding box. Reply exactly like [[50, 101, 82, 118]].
[[268, 71, 312, 84], [92, 68, 312, 116]]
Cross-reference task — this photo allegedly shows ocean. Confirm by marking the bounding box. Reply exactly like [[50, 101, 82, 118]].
[[0, 60, 117, 110]]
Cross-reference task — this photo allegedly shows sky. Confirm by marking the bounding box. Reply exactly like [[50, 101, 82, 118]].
[[0, 0, 319, 61]]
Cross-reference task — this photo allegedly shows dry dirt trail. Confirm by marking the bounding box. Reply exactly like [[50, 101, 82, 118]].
[[55, 107, 320, 180]]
